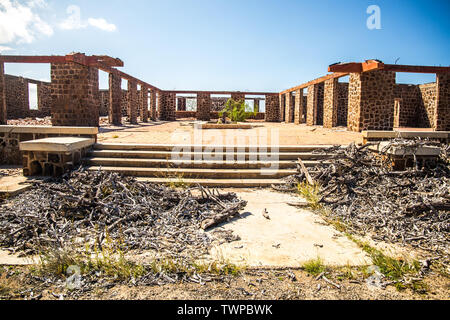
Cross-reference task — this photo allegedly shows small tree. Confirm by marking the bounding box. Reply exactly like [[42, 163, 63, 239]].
[[219, 99, 256, 123]]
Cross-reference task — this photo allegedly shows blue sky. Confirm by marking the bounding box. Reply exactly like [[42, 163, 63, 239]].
[[1, 0, 449, 92]]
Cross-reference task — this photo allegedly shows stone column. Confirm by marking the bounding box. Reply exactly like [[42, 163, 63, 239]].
[[306, 85, 318, 126], [159, 92, 176, 121], [50, 62, 100, 127], [177, 97, 187, 111], [279, 94, 286, 122], [435, 72, 450, 131], [0, 62, 6, 124], [347, 70, 395, 132], [285, 93, 294, 123], [108, 71, 122, 125], [127, 80, 138, 124], [265, 95, 280, 122], [197, 93, 211, 121], [140, 86, 149, 123], [323, 78, 339, 128], [294, 89, 305, 124], [254, 99, 260, 113], [150, 89, 157, 120]]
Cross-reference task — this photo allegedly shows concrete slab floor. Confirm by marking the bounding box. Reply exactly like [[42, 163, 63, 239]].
[[0, 166, 32, 196], [208, 189, 371, 268]]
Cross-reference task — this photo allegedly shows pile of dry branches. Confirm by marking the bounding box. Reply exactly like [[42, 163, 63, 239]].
[[279, 140, 449, 258], [0, 169, 246, 257]]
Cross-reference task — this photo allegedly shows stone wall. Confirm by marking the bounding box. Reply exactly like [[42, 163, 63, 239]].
[[348, 70, 395, 132], [50, 62, 100, 127], [306, 85, 317, 126], [0, 63, 6, 124], [294, 89, 305, 124], [337, 83, 348, 126], [37, 82, 52, 116], [150, 89, 157, 120], [4, 75, 29, 119], [231, 93, 245, 102], [140, 87, 149, 122], [279, 94, 285, 122], [127, 81, 138, 124], [323, 78, 338, 129], [285, 93, 294, 123], [393, 84, 422, 127], [418, 83, 436, 129], [265, 95, 280, 122], [177, 97, 187, 111], [108, 72, 122, 125], [158, 92, 176, 121], [436, 73, 450, 131], [197, 93, 211, 121]]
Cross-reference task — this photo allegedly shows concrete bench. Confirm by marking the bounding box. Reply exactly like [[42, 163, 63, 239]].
[[19, 137, 95, 176], [0, 125, 98, 165], [369, 141, 442, 170], [362, 130, 450, 144]]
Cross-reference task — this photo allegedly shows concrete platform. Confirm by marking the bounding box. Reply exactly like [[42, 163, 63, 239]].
[[20, 137, 96, 153], [369, 141, 441, 157], [0, 175, 31, 196], [136, 177, 283, 188], [208, 189, 371, 267]]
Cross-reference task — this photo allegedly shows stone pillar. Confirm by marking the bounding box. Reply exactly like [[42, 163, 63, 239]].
[[159, 91, 176, 121], [0, 62, 6, 124], [177, 97, 187, 111], [197, 93, 211, 121], [435, 72, 450, 131], [231, 93, 245, 102], [306, 85, 318, 126], [253, 99, 260, 113], [127, 80, 138, 124], [150, 89, 157, 120], [294, 89, 305, 124], [285, 93, 294, 123], [348, 70, 395, 132], [323, 78, 339, 128], [108, 71, 122, 125], [140, 86, 149, 122], [50, 62, 100, 127], [265, 95, 280, 122], [279, 94, 286, 122]]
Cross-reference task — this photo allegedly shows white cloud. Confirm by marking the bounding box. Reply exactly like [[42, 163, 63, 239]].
[[0, 45, 13, 53], [88, 18, 116, 32], [59, 5, 116, 32], [0, 0, 53, 44]]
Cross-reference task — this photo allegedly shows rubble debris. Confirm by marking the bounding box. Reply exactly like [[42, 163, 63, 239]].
[[277, 140, 450, 261], [0, 168, 247, 258]]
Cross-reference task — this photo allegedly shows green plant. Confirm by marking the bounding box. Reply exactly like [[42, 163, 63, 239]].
[[302, 257, 327, 276], [219, 99, 256, 123], [297, 182, 322, 210]]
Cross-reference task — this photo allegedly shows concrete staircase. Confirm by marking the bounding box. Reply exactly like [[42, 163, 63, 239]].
[[83, 143, 335, 187]]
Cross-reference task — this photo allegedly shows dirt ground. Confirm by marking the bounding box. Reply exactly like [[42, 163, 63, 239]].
[[1, 265, 448, 301], [97, 121, 362, 146]]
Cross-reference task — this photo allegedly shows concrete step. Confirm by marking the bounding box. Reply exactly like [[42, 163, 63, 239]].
[[87, 150, 331, 161], [83, 157, 315, 169], [94, 143, 336, 153], [86, 166, 297, 179], [135, 177, 283, 188]]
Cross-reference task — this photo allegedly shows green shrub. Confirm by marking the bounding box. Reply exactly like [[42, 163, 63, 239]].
[[219, 99, 256, 123]]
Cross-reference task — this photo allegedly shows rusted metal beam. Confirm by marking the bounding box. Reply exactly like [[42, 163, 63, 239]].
[[96, 63, 162, 92], [162, 90, 278, 96], [280, 72, 348, 94], [329, 61, 450, 74], [0, 53, 123, 67], [382, 64, 450, 74]]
